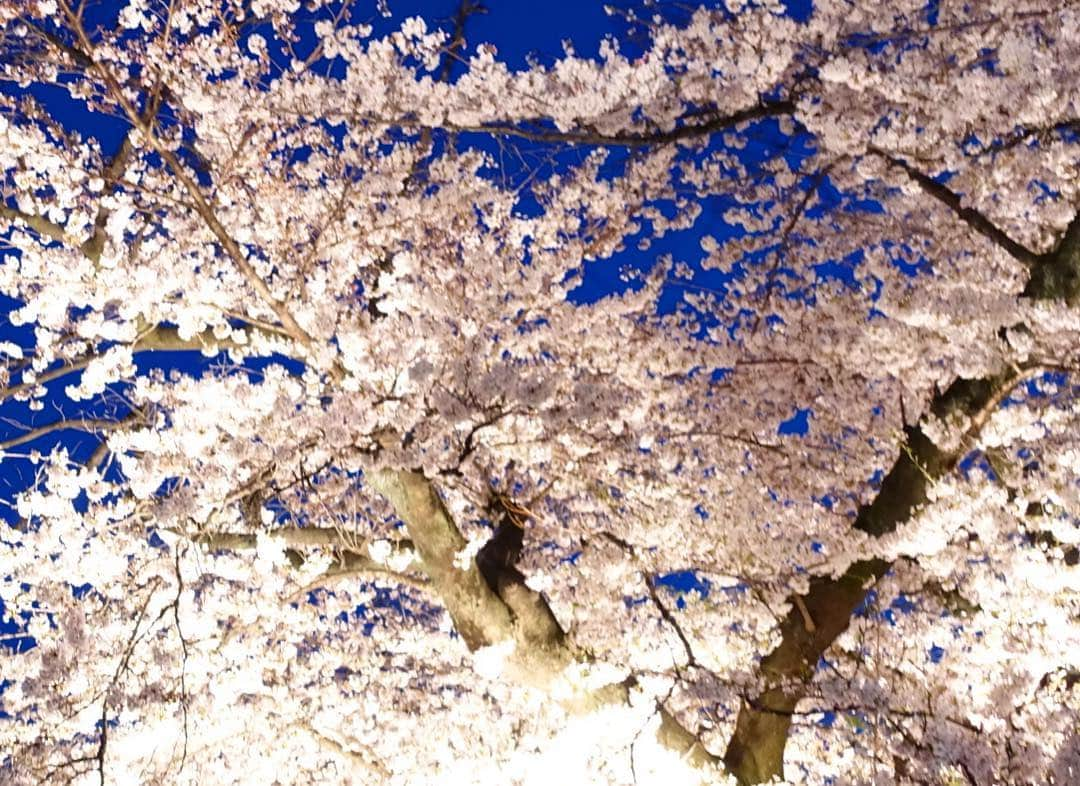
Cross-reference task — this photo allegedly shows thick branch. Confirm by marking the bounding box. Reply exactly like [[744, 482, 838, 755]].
[[870, 147, 1044, 267], [723, 367, 1043, 784], [168, 525, 423, 588], [81, 131, 137, 263], [0, 323, 277, 404], [187, 526, 414, 559], [370, 469, 724, 775], [440, 99, 795, 147], [184, 526, 405, 551], [368, 469, 516, 651], [0, 203, 83, 247]]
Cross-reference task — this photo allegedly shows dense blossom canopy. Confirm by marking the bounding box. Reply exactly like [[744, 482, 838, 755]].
[[0, 1, 1078, 784]]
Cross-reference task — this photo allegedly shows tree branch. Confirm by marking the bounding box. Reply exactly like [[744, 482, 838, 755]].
[[971, 117, 1080, 159], [869, 147, 1044, 267], [368, 470, 517, 651], [0, 416, 137, 452], [369, 469, 725, 775], [80, 131, 138, 263], [168, 526, 424, 587], [722, 364, 1052, 784], [180, 525, 413, 553], [56, 2, 319, 355], [0, 203, 84, 248], [304, 723, 390, 779], [0, 322, 279, 404], [436, 99, 795, 148]]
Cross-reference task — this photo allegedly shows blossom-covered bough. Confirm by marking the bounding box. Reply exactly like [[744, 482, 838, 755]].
[[0, 1, 1078, 784]]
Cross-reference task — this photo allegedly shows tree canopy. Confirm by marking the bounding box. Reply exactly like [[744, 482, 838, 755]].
[[1, 1, 1078, 784]]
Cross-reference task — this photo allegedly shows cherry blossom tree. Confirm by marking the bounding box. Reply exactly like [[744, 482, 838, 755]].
[[1, 1, 1078, 784]]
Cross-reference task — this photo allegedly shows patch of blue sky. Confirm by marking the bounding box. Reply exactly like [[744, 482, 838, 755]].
[[778, 407, 812, 437], [654, 569, 712, 599]]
